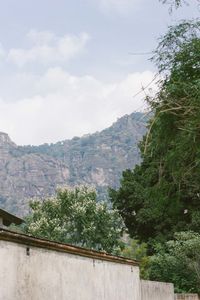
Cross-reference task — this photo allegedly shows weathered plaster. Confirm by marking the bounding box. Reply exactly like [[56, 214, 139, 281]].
[[0, 240, 140, 300], [141, 280, 174, 300]]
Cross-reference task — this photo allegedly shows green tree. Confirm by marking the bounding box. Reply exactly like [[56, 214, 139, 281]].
[[110, 19, 200, 245], [24, 186, 124, 254], [120, 238, 150, 279], [149, 231, 200, 293]]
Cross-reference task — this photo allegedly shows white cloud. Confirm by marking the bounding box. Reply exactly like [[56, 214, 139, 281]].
[[7, 30, 90, 67], [0, 68, 155, 145]]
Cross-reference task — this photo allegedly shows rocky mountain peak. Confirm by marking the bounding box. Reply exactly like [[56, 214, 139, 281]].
[[0, 132, 16, 148], [0, 112, 147, 216]]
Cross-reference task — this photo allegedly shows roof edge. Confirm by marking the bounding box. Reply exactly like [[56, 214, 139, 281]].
[[0, 229, 139, 266], [0, 208, 24, 226]]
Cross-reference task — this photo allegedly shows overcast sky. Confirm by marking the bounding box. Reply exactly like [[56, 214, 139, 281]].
[[0, 0, 198, 145]]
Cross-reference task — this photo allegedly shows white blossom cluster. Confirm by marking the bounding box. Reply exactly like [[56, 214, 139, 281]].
[[25, 185, 124, 253]]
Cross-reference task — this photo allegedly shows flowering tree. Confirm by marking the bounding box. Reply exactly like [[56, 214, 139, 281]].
[[24, 186, 124, 254]]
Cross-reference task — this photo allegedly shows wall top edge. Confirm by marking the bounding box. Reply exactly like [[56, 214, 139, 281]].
[[0, 228, 139, 266], [141, 279, 174, 286]]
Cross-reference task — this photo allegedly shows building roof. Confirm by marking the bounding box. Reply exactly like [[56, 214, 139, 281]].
[[0, 228, 139, 266], [0, 208, 24, 226]]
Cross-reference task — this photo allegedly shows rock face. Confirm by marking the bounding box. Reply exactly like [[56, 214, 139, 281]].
[[0, 112, 147, 216]]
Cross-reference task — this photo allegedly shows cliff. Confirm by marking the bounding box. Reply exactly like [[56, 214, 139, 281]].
[[0, 112, 147, 216]]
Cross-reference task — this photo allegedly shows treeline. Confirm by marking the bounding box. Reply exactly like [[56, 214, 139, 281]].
[[110, 17, 200, 293]]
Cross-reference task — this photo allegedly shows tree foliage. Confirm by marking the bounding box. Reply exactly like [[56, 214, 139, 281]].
[[110, 19, 200, 245], [159, 0, 199, 12], [149, 231, 200, 293], [120, 238, 150, 279], [24, 186, 124, 254], [160, 0, 187, 8]]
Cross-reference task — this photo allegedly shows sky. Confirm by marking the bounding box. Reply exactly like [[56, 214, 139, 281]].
[[0, 0, 198, 145]]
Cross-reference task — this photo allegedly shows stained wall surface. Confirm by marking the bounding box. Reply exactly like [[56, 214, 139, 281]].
[[175, 295, 200, 300], [0, 240, 140, 300], [141, 280, 174, 300]]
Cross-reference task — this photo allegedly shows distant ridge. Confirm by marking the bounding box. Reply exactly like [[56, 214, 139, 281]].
[[0, 112, 147, 216]]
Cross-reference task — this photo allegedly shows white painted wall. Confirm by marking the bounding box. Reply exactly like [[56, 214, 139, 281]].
[[141, 280, 174, 300], [0, 240, 141, 300]]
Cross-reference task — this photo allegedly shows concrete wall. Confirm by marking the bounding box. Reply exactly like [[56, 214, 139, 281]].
[[141, 280, 174, 300], [0, 240, 141, 300], [175, 295, 199, 300]]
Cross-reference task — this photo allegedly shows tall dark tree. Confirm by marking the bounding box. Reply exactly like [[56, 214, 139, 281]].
[[110, 20, 200, 245]]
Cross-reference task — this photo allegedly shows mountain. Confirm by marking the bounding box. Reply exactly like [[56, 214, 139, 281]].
[[0, 112, 147, 216]]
